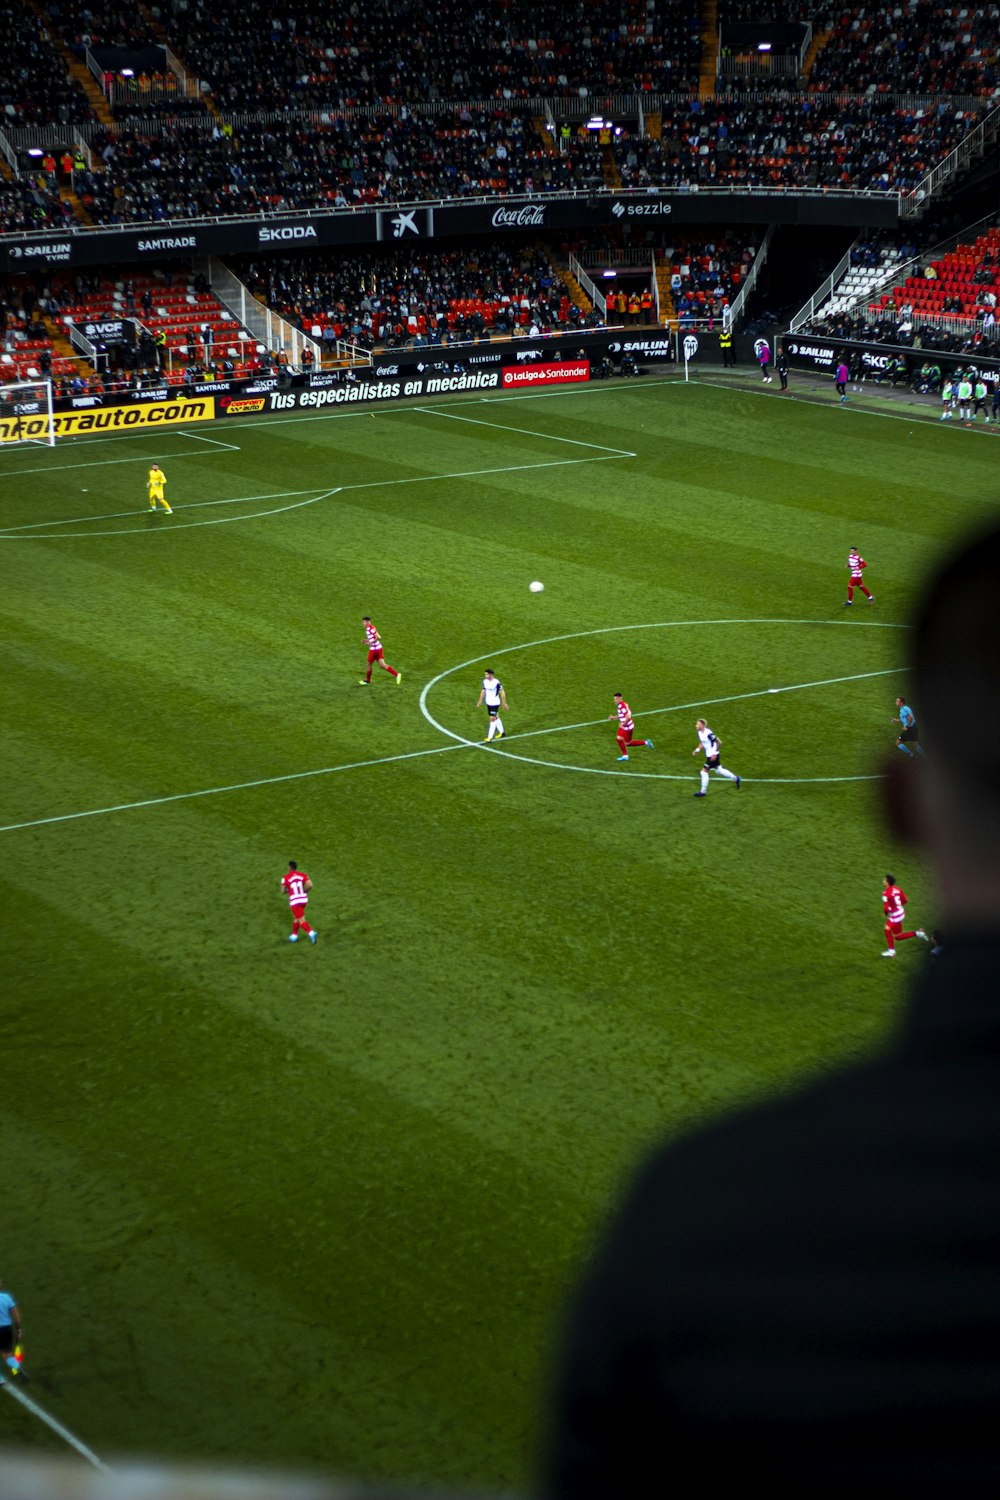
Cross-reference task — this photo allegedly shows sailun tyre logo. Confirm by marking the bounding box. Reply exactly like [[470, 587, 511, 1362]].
[[491, 204, 546, 228], [258, 225, 318, 243]]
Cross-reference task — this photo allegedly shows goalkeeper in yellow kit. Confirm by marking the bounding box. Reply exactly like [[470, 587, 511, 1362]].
[[147, 463, 172, 513]]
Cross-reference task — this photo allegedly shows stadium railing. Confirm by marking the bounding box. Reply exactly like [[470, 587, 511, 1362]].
[[901, 104, 1000, 215]]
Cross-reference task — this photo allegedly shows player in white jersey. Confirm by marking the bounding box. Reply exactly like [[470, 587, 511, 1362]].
[[691, 719, 741, 797], [477, 669, 508, 743]]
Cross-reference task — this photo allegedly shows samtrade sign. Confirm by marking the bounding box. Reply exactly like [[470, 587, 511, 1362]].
[[500, 361, 590, 388], [0, 396, 214, 444]]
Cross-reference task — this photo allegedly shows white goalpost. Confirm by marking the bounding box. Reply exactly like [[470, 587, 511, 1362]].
[[0, 379, 56, 448]]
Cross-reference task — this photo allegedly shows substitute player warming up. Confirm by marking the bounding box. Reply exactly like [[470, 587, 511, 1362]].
[[692, 719, 741, 796], [845, 546, 874, 606], [147, 463, 171, 513], [609, 693, 653, 761], [282, 860, 317, 944], [359, 617, 402, 686], [881, 873, 927, 957]]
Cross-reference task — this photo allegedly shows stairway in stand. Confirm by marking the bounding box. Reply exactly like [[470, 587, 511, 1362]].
[[557, 265, 592, 315], [45, 318, 93, 380], [699, 0, 718, 100], [136, 1, 221, 117], [654, 253, 677, 329], [25, 0, 114, 124], [532, 116, 558, 153], [601, 147, 621, 189], [802, 28, 832, 77], [645, 112, 662, 141]]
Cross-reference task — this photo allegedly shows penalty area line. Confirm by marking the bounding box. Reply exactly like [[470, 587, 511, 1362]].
[[1, 1380, 111, 1473]]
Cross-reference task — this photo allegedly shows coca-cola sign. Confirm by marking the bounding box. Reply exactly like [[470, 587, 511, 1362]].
[[491, 204, 546, 229]]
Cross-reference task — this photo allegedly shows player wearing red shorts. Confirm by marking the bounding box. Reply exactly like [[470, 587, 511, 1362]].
[[608, 693, 653, 761], [359, 617, 402, 686], [845, 547, 875, 605], [281, 860, 317, 944], [881, 873, 927, 957]]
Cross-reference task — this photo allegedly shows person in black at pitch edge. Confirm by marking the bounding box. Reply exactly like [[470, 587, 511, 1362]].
[[776, 341, 789, 391], [545, 516, 1000, 1495]]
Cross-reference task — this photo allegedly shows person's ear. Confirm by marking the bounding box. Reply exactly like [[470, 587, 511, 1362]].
[[882, 752, 923, 847]]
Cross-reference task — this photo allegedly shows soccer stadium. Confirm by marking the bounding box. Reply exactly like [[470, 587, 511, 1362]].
[[3, 2, 1000, 1494]]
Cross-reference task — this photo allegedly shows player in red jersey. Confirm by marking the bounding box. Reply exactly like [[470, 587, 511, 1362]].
[[881, 873, 927, 957], [845, 547, 875, 606], [608, 693, 654, 761], [359, 616, 402, 686], [281, 860, 317, 944]]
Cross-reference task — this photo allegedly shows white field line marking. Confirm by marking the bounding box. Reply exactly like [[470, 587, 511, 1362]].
[[0, 488, 324, 533], [414, 404, 636, 455], [490, 666, 903, 745], [0, 487, 343, 539], [417, 617, 907, 784], [178, 430, 240, 450], [0, 376, 678, 478], [690, 376, 1000, 435], [0, 445, 240, 479], [0, 741, 470, 834], [0, 453, 629, 539], [0, 619, 904, 834], [1, 1380, 111, 1473]]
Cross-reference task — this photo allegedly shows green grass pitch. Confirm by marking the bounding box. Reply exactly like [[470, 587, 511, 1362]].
[[1, 375, 997, 1489]]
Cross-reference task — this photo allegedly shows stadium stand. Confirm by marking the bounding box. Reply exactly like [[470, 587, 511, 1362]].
[[808, 3, 1000, 98], [165, 0, 702, 111], [0, 0, 96, 124], [799, 221, 1000, 355], [233, 242, 598, 350]]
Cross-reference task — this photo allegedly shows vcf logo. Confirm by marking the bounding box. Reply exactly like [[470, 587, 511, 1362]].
[[391, 211, 419, 238]]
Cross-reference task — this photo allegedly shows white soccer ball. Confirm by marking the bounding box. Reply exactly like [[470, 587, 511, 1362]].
[[529, 580, 544, 593]]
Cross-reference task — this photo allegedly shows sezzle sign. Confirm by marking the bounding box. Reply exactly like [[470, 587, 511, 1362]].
[[611, 200, 671, 218], [501, 360, 589, 388], [491, 204, 546, 229]]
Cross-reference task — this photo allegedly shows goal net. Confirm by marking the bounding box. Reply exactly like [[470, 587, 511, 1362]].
[[0, 380, 56, 448]]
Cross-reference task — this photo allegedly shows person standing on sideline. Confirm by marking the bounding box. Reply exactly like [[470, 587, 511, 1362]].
[[691, 719, 740, 797], [940, 375, 955, 420], [957, 370, 973, 422], [881, 873, 928, 957], [719, 325, 735, 367], [545, 517, 1000, 1496], [359, 617, 402, 687], [478, 669, 508, 743], [974, 376, 990, 423], [0, 1279, 23, 1381], [776, 344, 789, 391], [147, 463, 171, 513], [609, 693, 653, 762], [892, 696, 925, 758], [835, 358, 849, 403], [755, 337, 771, 383], [281, 861, 317, 944], [845, 546, 875, 605]]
